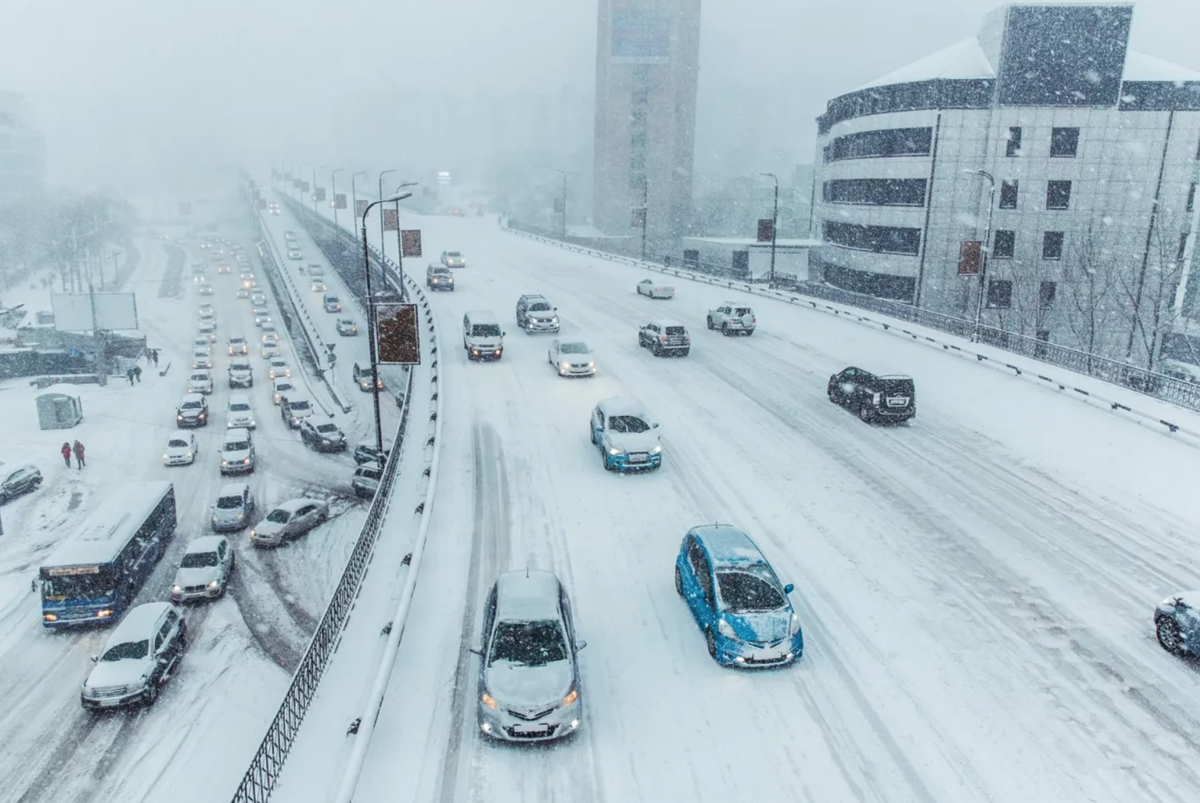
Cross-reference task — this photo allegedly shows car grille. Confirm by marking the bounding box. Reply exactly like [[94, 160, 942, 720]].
[[570, 363, 590, 370], [90, 684, 129, 698], [183, 584, 209, 594], [508, 705, 557, 721]]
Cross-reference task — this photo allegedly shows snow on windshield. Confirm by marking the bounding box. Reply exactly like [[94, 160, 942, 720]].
[[102, 640, 149, 662], [488, 621, 566, 667], [181, 551, 218, 568]]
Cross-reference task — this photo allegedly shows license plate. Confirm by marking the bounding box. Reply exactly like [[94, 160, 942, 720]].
[[628, 455, 647, 463], [512, 724, 550, 736], [99, 697, 121, 707]]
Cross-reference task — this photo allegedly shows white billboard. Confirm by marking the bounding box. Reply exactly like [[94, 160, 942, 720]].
[[51, 292, 139, 331]]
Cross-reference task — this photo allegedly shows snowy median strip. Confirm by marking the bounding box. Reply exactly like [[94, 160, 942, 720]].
[[505, 226, 1200, 448]]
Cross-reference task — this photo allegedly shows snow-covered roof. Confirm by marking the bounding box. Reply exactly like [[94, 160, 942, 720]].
[[855, 37, 995, 92], [107, 602, 173, 641], [42, 482, 174, 569], [684, 237, 821, 248], [1123, 50, 1200, 83]]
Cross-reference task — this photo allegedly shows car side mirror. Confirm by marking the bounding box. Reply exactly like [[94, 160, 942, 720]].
[[502, 331, 507, 337], [90, 654, 99, 663], [575, 640, 588, 652], [468, 646, 483, 657], [158, 656, 170, 666], [784, 583, 795, 595]]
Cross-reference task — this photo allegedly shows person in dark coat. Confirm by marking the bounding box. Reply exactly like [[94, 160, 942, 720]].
[[61, 442, 72, 468], [73, 440, 86, 469], [126, 367, 135, 386], [133, 365, 142, 383], [151, 349, 159, 367]]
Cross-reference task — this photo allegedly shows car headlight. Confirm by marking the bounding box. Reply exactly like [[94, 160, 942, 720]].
[[163, 453, 169, 460], [172, 585, 182, 594], [789, 613, 802, 635], [651, 445, 662, 454], [243, 457, 251, 464], [607, 447, 621, 455], [236, 513, 244, 520], [177, 416, 184, 422], [207, 581, 220, 588], [587, 361, 595, 368], [561, 361, 571, 368], [481, 692, 497, 710], [186, 452, 193, 459], [718, 618, 737, 640], [221, 460, 228, 466], [551, 316, 559, 324]]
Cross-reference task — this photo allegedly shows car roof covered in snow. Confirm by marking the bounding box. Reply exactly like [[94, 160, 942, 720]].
[[690, 524, 769, 568], [649, 318, 686, 329], [598, 397, 648, 418], [184, 535, 226, 555], [217, 482, 248, 499], [107, 602, 174, 642], [494, 570, 562, 621], [180, 393, 205, 404]]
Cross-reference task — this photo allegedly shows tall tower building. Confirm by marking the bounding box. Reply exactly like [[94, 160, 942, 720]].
[[0, 92, 46, 199], [593, 0, 701, 253]]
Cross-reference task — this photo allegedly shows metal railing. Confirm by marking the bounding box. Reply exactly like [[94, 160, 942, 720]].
[[506, 219, 1200, 413]]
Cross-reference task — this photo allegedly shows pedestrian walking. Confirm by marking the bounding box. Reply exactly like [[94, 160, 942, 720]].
[[134, 365, 142, 383], [151, 349, 159, 367], [126, 367, 135, 386], [72, 440, 86, 469], [60, 442, 72, 468]]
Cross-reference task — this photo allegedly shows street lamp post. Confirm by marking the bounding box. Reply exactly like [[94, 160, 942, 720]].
[[378, 168, 399, 260], [964, 169, 997, 343], [552, 168, 567, 237], [393, 182, 419, 302], [639, 179, 649, 261], [330, 168, 344, 230], [760, 173, 779, 287], [350, 172, 368, 241], [360, 193, 413, 459], [312, 166, 324, 213]]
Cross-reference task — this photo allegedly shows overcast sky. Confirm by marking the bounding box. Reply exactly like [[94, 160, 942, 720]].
[[3, 0, 1199, 193]]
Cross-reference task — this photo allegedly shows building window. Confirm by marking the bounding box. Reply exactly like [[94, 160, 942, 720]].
[[1043, 231, 1064, 260], [822, 220, 922, 255], [1046, 180, 1072, 210], [1188, 183, 1196, 212], [987, 279, 1013, 309], [629, 172, 646, 193], [822, 178, 927, 206], [992, 230, 1015, 258], [827, 128, 933, 162], [1039, 281, 1057, 310], [1006, 127, 1022, 157], [1179, 233, 1190, 263], [1050, 128, 1080, 158], [999, 180, 1019, 209]]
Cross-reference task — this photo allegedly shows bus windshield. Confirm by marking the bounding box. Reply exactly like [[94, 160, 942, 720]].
[[42, 570, 118, 601]]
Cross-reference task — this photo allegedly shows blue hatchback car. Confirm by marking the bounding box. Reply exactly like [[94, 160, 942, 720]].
[[674, 525, 803, 667]]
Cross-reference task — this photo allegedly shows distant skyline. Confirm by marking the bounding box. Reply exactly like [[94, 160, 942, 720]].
[[2, 0, 1198, 191]]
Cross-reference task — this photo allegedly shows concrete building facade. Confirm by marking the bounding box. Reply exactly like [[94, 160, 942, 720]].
[[813, 4, 1200, 366], [593, 0, 701, 255], [0, 92, 45, 198]]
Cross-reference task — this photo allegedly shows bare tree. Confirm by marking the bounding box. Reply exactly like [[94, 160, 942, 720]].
[[1118, 213, 1190, 370], [1060, 226, 1123, 362]]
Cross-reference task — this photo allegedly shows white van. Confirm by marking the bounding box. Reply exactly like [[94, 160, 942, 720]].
[[463, 310, 504, 361]]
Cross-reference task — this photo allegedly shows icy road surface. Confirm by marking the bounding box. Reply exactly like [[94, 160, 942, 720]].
[[320, 210, 1200, 803]]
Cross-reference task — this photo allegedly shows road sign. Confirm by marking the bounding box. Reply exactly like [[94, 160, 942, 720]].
[[757, 219, 774, 243], [383, 209, 399, 232], [402, 229, 422, 257], [631, 207, 646, 228], [314, 187, 326, 202], [355, 199, 369, 217], [257, 198, 267, 210], [375, 303, 421, 365], [179, 202, 192, 216], [334, 193, 347, 209], [958, 241, 982, 276]]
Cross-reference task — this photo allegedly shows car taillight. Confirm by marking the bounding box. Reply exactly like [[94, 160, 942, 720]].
[[659, 335, 666, 341]]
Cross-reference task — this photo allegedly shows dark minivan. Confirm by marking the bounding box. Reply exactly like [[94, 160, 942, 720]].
[[827, 367, 915, 424]]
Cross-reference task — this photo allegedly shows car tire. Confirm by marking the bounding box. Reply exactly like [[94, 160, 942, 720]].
[[828, 386, 839, 404], [722, 323, 730, 336], [705, 628, 717, 660], [674, 565, 684, 597], [590, 426, 597, 445], [706, 316, 714, 330], [1157, 617, 1185, 654], [652, 344, 661, 357], [744, 330, 753, 337], [143, 681, 158, 706], [858, 404, 874, 424], [679, 349, 689, 357], [601, 449, 612, 471]]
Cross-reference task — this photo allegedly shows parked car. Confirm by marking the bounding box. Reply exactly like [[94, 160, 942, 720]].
[[191, 349, 213, 370], [441, 250, 466, 268], [280, 396, 315, 428], [300, 419, 347, 452], [219, 428, 256, 475], [547, 339, 595, 377], [268, 359, 290, 380], [636, 279, 674, 299], [228, 336, 248, 356], [706, 303, 757, 336], [228, 359, 253, 388], [162, 431, 198, 466], [354, 442, 391, 466], [170, 536, 234, 603], [827, 367, 916, 424], [272, 377, 295, 405], [589, 398, 662, 471], [515, 294, 559, 333], [1154, 591, 1200, 656], [638, 320, 690, 357], [471, 570, 585, 742], [210, 482, 254, 532], [176, 394, 209, 428], [226, 394, 256, 429], [351, 464, 383, 498], [674, 525, 804, 668], [80, 602, 186, 709], [0, 464, 43, 503], [188, 370, 214, 394], [322, 293, 342, 313], [427, 264, 455, 290], [249, 498, 330, 548], [336, 318, 358, 336]]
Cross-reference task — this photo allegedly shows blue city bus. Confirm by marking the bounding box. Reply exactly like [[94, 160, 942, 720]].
[[39, 481, 177, 629]]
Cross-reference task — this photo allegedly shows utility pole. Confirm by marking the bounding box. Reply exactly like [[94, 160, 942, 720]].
[[761, 173, 779, 287], [378, 168, 398, 260], [331, 168, 344, 230], [639, 179, 649, 261], [964, 169, 997, 343], [351, 172, 368, 241], [312, 167, 323, 213], [552, 168, 567, 237]]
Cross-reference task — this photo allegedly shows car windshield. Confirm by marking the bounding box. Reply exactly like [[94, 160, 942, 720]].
[[231, 339, 244, 344], [447, 252, 461, 257], [167, 439, 189, 448], [216, 495, 243, 509], [317, 424, 339, 434], [101, 640, 149, 662], [232, 364, 250, 372], [489, 620, 567, 667], [276, 383, 293, 391], [530, 302, 551, 311], [472, 324, 501, 337], [265, 509, 291, 524], [665, 326, 686, 335], [608, 415, 649, 433], [560, 342, 588, 354], [433, 268, 450, 275], [181, 400, 202, 410], [326, 296, 338, 302], [181, 551, 218, 568], [230, 403, 250, 412], [225, 440, 249, 451], [716, 568, 786, 613], [190, 374, 208, 382]]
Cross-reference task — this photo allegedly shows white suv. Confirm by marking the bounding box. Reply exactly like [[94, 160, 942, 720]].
[[706, 303, 756, 336], [80, 603, 186, 709]]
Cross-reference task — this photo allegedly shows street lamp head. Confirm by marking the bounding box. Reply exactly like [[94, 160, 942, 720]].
[[394, 181, 418, 192], [387, 192, 413, 203]]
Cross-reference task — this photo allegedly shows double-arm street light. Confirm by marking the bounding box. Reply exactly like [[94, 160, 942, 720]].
[[330, 168, 344, 229], [360, 192, 414, 459], [963, 168, 997, 343], [760, 172, 779, 287]]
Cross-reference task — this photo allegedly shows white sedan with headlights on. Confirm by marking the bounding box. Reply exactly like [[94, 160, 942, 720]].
[[548, 339, 596, 377], [162, 431, 198, 466], [636, 279, 674, 299]]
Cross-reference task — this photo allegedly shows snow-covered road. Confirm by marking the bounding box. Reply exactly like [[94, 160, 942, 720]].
[[317, 211, 1200, 803]]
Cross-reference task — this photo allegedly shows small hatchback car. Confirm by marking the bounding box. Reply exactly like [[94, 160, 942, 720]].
[[674, 525, 803, 668], [1154, 590, 1200, 656], [249, 498, 330, 548], [80, 602, 186, 709], [472, 570, 585, 742], [590, 398, 662, 471]]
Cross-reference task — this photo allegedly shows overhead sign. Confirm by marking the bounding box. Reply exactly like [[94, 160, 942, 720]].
[[757, 219, 774, 243], [401, 229, 422, 257], [383, 209, 399, 231], [375, 303, 421, 365], [334, 193, 347, 209], [257, 198, 267, 210], [958, 241, 983, 276], [292, 178, 302, 189], [51, 292, 139, 331], [355, 199, 369, 217], [437, 171, 452, 186], [314, 187, 326, 202]]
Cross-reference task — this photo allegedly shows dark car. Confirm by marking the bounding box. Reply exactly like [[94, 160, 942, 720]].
[[354, 443, 392, 466], [353, 362, 383, 393], [176, 393, 210, 428], [1155, 591, 1200, 656], [827, 367, 915, 424], [0, 465, 43, 504], [300, 419, 347, 452]]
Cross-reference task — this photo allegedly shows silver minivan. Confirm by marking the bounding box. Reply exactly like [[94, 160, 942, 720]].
[[471, 570, 585, 742], [463, 310, 504, 361], [211, 482, 254, 532]]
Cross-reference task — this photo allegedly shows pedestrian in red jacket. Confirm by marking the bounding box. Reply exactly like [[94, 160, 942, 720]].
[[61, 442, 72, 468]]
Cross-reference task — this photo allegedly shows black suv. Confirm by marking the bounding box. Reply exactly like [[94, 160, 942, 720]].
[[300, 419, 347, 452], [827, 367, 915, 424]]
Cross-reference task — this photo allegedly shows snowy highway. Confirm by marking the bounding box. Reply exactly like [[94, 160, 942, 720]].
[[289, 208, 1200, 803]]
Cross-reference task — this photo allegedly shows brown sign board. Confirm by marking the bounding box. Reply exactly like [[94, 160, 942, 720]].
[[334, 193, 347, 209], [314, 187, 326, 202], [958, 241, 982, 276], [355, 199, 369, 217], [402, 229, 422, 257], [376, 303, 421, 365], [383, 208, 399, 231], [757, 219, 774, 243]]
